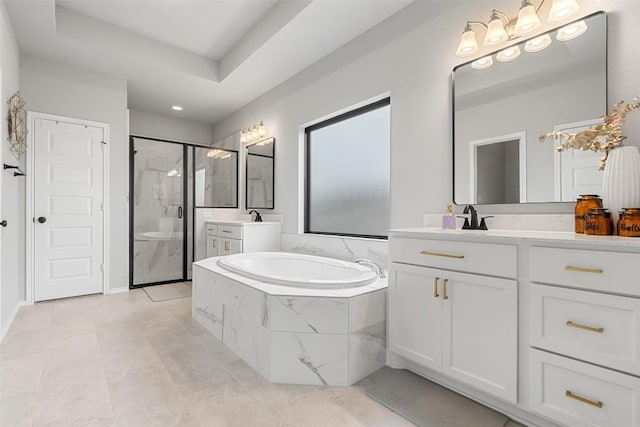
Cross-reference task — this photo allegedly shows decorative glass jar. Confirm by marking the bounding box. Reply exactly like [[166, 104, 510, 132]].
[[585, 208, 613, 236], [618, 208, 640, 237], [575, 195, 602, 234]]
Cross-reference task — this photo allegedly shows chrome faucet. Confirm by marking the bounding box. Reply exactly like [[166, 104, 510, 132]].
[[355, 259, 386, 278]]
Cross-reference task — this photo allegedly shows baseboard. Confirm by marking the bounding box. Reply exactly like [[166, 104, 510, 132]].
[[105, 287, 129, 295], [0, 301, 26, 343]]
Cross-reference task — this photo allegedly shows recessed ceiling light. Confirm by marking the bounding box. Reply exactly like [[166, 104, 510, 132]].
[[171, 105, 183, 111]]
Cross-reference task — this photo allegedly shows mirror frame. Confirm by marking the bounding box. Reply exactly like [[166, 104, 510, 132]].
[[451, 11, 608, 206], [245, 137, 275, 210]]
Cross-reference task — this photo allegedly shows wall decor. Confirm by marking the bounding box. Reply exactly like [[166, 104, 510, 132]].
[[6, 91, 27, 160]]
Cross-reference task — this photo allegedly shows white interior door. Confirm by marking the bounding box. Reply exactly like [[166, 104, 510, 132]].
[[34, 118, 105, 301], [555, 119, 604, 202]]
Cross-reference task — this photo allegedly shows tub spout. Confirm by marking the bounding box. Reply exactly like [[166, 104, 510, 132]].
[[354, 259, 386, 278]]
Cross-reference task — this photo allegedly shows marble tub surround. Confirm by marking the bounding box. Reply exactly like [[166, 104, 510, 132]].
[[423, 213, 574, 232], [281, 233, 388, 267], [192, 258, 387, 386]]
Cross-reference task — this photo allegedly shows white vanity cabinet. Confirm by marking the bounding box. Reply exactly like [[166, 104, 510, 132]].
[[205, 221, 280, 258], [389, 236, 518, 403]]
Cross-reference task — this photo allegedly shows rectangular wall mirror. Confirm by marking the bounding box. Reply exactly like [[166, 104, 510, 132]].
[[453, 11, 607, 205], [246, 137, 275, 209]]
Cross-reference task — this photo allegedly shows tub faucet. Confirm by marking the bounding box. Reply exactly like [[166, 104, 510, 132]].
[[355, 259, 386, 278], [463, 205, 479, 230], [248, 210, 263, 222]]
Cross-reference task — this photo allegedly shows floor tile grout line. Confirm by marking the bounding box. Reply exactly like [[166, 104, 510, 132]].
[[92, 313, 119, 427], [28, 336, 47, 427]]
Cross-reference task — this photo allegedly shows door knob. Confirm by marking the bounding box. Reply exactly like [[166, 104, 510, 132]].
[[0, 220, 7, 227], [38, 217, 47, 224]]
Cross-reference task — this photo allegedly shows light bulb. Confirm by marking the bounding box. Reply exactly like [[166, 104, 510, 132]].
[[251, 126, 258, 139], [547, 0, 580, 23], [524, 34, 552, 52], [484, 13, 508, 46], [513, 0, 542, 37], [240, 131, 247, 143], [258, 121, 267, 137], [471, 56, 494, 70], [456, 24, 479, 57], [496, 45, 521, 62], [557, 20, 588, 41]]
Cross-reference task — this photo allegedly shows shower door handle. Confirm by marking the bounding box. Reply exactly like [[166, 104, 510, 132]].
[[178, 207, 183, 219]]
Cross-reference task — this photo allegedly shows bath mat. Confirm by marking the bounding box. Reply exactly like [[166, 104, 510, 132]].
[[363, 367, 509, 427], [143, 282, 192, 302]]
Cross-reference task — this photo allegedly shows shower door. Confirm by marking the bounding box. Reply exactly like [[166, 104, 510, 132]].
[[131, 137, 187, 286]]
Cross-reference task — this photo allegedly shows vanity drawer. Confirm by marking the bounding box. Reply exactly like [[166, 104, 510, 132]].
[[206, 224, 218, 236], [530, 284, 640, 375], [389, 237, 516, 278], [530, 349, 640, 427], [218, 224, 243, 240], [530, 247, 640, 296]]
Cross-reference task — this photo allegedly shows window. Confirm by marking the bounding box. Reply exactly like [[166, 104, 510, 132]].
[[305, 98, 390, 239]]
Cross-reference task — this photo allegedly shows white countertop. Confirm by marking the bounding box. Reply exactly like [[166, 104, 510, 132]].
[[390, 227, 640, 248], [205, 220, 280, 226]]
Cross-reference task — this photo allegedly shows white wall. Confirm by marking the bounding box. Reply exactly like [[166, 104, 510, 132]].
[[0, 0, 22, 339], [210, 0, 640, 240], [129, 109, 213, 146], [20, 55, 130, 292]]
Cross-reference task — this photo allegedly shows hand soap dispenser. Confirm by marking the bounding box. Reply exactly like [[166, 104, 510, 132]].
[[442, 204, 456, 229]]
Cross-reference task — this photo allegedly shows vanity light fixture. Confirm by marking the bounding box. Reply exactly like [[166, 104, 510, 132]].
[[171, 105, 183, 111], [524, 33, 552, 52], [167, 169, 182, 177], [556, 19, 588, 41], [496, 45, 521, 62], [455, 0, 581, 58], [471, 56, 494, 70], [547, 0, 580, 22], [241, 121, 269, 144]]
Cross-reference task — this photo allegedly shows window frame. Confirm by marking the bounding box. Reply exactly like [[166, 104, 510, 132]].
[[304, 97, 391, 240]]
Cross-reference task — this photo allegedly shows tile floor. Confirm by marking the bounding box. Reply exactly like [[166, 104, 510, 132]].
[[0, 290, 525, 427]]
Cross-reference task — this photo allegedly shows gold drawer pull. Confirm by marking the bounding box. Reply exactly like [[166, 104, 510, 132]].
[[224, 241, 230, 251], [566, 321, 604, 334], [565, 266, 603, 274], [443, 278, 449, 300], [565, 390, 603, 408], [433, 277, 440, 298], [420, 250, 464, 259]]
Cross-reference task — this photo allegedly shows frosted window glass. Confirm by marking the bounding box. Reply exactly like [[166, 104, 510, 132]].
[[306, 101, 390, 238]]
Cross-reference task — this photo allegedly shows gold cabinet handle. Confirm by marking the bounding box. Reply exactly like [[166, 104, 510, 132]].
[[420, 250, 464, 259], [443, 278, 449, 300], [565, 266, 603, 274], [566, 321, 604, 334], [212, 239, 217, 248], [224, 241, 230, 251], [565, 390, 603, 408], [433, 277, 440, 298]]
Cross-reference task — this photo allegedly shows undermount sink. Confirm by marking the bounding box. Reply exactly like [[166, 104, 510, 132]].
[[138, 231, 183, 240]]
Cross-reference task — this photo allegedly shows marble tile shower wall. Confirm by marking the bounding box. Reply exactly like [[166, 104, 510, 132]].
[[133, 141, 184, 284], [280, 233, 389, 268]]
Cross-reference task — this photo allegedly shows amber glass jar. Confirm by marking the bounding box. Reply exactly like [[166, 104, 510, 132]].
[[585, 208, 613, 235], [618, 208, 640, 237], [575, 195, 602, 233]]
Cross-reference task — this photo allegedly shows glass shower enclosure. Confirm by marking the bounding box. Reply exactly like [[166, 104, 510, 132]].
[[130, 137, 193, 287]]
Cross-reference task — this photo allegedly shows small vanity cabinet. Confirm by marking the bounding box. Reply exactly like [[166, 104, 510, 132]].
[[205, 221, 280, 257], [389, 236, 518, 403]]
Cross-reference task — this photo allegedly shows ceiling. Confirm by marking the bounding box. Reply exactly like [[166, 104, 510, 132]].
[[5, 0, 413, 124]]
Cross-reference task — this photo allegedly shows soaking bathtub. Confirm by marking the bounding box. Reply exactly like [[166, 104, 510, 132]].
[[192, 252, 387, 386]]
